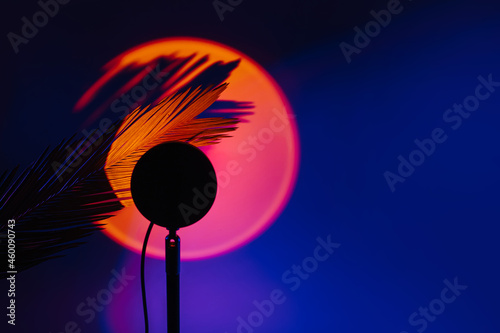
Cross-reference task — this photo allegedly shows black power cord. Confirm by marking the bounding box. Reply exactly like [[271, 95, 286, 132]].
[[141, 222, 154, 333]]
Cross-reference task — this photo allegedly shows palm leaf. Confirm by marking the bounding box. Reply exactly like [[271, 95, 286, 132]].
[[105, 84, 237, 206], [0, 84, 238, 278]]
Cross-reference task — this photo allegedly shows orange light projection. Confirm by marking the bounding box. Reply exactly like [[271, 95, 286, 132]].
[[83, 38, 299, 260]]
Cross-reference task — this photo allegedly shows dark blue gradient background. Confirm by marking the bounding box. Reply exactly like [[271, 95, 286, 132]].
[[1, 0, 500, 332]]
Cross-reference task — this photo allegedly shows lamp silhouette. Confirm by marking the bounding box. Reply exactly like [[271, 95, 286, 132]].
[[131, 142, 217, 333]]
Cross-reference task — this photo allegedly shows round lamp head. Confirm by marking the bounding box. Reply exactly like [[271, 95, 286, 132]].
[[130, 142, 217, 230]]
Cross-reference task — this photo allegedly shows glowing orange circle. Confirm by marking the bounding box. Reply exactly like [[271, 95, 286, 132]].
[[101, 38, 299, 260]]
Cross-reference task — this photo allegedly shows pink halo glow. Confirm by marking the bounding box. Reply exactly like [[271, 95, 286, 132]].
[[81, 38, 299, 260]]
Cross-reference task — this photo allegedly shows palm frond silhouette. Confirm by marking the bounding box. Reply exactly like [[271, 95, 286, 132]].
[[0, 84, 238, 278]]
